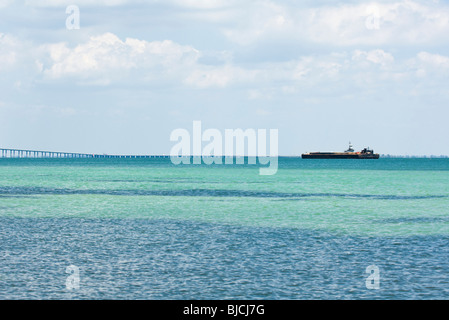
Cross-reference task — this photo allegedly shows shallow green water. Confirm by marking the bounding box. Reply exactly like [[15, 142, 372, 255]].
[[1, 158, 448, 236]]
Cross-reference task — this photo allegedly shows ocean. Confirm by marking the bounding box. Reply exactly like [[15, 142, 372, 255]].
[[0, 157, 448, 299]]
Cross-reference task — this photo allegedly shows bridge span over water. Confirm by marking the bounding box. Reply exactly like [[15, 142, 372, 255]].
[[0, 148, 168, 159]]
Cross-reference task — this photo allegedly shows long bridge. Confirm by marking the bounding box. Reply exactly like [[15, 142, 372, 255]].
[[0, 148, 168, 159]]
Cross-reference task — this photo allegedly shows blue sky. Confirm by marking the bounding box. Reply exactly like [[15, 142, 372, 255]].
[[1, 0, 449, 156]]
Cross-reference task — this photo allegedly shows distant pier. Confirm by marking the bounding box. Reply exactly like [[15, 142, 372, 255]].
[[0, 148, 168, 159]]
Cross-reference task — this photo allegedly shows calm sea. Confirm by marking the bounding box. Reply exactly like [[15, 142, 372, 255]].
[[0, 157, 448, 299]]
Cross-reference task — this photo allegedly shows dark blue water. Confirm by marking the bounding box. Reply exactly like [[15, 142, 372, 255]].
[[1, 217, 448, 299]]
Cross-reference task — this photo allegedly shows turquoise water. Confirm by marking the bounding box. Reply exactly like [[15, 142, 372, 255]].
[[1, 158, 448, 299]]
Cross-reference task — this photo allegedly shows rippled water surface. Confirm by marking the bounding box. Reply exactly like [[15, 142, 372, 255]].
[[1, 158, 448, 299]]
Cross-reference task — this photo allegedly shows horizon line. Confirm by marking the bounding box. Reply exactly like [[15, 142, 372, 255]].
[[1, 149, 448, 159]]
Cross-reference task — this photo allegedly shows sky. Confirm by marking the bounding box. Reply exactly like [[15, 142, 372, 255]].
[[0, 0, 449, 156]]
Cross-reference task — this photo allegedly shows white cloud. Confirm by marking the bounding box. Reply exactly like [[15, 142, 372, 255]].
[[24, 0, 136, 7], [0, 33, 21, 70], [37, 31, 449, 93], [23, 0, 235, 9], [170, 0, 233, 9], [352, 49, 394, 66], [42, 33, 200, 83], [412, 51, 449, 77], [222, 1, 293, 45], [2, 29, 447, 96], [417, 51, 449, 69], [222, 1, 449, 46], [39, 32, 260, 88]]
